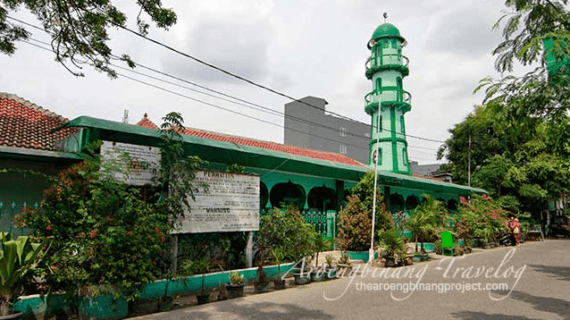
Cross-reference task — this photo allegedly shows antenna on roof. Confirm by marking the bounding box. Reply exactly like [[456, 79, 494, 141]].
[[383, 12, 388, 23], [123, 110, 129, 124]]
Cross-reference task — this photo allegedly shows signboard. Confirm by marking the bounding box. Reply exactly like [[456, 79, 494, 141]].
[[174, 170, 260, 234], [100, 141, 161, 186]]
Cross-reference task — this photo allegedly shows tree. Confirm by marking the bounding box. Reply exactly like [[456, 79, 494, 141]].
[[438, 103, 570, 214], [0, 0, 177, 77], [477, 0, 570, 119]]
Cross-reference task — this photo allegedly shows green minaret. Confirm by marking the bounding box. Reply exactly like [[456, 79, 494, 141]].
[[365, 21, 411, 175]]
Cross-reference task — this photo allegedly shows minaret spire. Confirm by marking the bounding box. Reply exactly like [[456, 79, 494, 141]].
[[364, 22, 412, 175]]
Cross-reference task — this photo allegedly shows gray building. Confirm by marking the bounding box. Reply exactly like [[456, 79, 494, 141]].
[[409, 161, 452, 183], [284, 96, 370, 165]]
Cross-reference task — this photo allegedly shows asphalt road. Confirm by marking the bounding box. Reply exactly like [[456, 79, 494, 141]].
[[132, 240, 570, 320]]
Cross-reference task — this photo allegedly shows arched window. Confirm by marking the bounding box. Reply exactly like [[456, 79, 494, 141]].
[[391, 39, 398, 48], [260, 182, 269, 209], [400, 115, 405, 133], [396, 77, 403, 102], [269, 182, 306, 209], [389, 194, 404, 213], [406, 196, 419, 210], [308, 186, 337, 212], [376, 78, 382, 93]]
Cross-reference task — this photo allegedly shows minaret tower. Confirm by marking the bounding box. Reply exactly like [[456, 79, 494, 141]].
[[365, 19, 412, 175]]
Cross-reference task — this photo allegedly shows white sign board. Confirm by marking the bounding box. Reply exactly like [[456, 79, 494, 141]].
[[174, 170, 260, 234], [100, 141, 161, 186]]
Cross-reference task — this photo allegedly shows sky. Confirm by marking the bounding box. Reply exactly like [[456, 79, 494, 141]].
[[0, 0, 515, 165]]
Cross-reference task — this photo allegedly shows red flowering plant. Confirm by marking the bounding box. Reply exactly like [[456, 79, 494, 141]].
[[454, 194, 509, 245], [16, 156, 170, 301]]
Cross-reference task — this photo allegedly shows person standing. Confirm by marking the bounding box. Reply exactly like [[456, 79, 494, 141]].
[[513, 218, 521, 246], [508, 216, 516, 246]]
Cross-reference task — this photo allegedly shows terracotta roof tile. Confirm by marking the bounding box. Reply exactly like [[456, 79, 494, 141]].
[[135, 113, 159, 129], [136, 115, 366, 167], [0, 93, 76, 152]]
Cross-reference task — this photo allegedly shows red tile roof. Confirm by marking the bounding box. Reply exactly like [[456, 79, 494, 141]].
[[0, 93, 76, 151], [136, 113, 159, 129], [136, 115, 366, 167]]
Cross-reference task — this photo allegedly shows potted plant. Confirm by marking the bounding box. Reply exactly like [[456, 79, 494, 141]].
[[293, 256, 312, 285], [271, 246, 287, 290], [254, 242, 271, 293], [324, 254, 336, 280], [190, 259, 211, 305], [434, 239, 442, 255], [226, 272, 244, 299], [336, 252, 352, 276], [378, 230, 405, 268], [0, 233, 50, 319]]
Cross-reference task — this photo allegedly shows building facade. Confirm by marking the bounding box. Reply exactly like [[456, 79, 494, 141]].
[[284, 96, 370, 165]]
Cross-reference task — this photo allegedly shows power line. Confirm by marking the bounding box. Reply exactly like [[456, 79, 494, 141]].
[[19, 39, 440, 164], [8, 15, 447, 146]]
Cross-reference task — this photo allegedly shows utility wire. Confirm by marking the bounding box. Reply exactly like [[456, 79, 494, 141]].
[[19, 38, 440, 163], [9, 15, 447, 146]]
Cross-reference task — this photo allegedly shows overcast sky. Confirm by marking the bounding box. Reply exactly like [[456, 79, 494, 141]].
[[1, 0, 515, 164]]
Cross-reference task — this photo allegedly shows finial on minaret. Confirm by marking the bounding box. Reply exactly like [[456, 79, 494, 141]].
[[383, 12, 388, 23]]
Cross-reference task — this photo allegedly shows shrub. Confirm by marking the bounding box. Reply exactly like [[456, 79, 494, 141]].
[[17, 161, 169, 300], [257, 207, 316, 262], [337, 195, 373, 251]]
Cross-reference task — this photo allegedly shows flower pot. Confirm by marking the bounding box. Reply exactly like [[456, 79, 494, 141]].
[[196, 293, 210, 305], [78, 295, 128, 320], [324, 267, 337, 280], [0, 312, 23, 320], [384, 256, 396, 268], [309, 270, 326, 282], [412, 255, 421, 263], [157, 296, 174, 311], [254, 282, 270, 293], [226, 284, 245, 299], [273, 279, 286, 290], [483, 243, 492, 249], [293, 272, 311, 285], [403, 256, 414, 266]]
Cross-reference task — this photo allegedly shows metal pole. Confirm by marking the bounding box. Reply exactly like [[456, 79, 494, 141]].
[[468, 133, 471, 187], [369, 114, 381, 262]]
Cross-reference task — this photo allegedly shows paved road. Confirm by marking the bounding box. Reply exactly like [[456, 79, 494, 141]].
[[133, 240, 570, 319]]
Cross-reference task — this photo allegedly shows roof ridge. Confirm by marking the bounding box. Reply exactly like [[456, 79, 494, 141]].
[[0, 92, 68, 122], [185, 126, 364, 161]]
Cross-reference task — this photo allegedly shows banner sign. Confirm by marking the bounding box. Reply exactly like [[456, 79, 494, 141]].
[[174, 170, 260, 234], [100, 141, 161, 186]]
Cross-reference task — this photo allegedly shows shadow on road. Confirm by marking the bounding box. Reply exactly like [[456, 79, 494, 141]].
[[451, 311, 539, 320], [154, 299, 335, 320], [528, 264, 570, 282], [489, 290, 570, 320]]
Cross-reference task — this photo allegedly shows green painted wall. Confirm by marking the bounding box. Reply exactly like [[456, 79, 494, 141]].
[[366, 23, 411, 175]]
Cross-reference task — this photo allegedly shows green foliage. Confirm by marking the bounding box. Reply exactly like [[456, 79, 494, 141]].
[[438, 103, 570, 214], [229, 271, 243, 285], [0, 0, 177, 77], [337, 195, 373, 251], [156, 112, 204, 232], [15, 112, 203, 301], [338, 252, 351, 265], [226, 164, 246, 173], [337, 172, 394, 252], [325, 254, 334, 268], [477, 0, 570, 119], [405, 195, 449, 252], [16, 161, 169, 300], [257, 207, 316, 262], [377, 229, 405, 257], [454, 194, 509, 244], [0, 233, 50, 316], [350, 172, 394, 231]]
